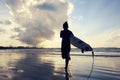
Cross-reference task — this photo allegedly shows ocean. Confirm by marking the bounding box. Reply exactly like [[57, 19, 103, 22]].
[[0, 48, 120, 80]]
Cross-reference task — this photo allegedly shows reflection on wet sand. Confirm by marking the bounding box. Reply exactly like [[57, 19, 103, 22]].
[[0, 50, 65, 80], [12, 51, 65, 80], [0, 53, 26, 80], [0, 50, 120, 80]]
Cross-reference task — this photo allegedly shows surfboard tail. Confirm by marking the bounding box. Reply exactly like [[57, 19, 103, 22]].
[[81, 49, 84, 53], [70, 35, 95, 57]]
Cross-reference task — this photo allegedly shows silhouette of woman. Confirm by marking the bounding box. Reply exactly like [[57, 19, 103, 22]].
[[60, 21, 73, 73]]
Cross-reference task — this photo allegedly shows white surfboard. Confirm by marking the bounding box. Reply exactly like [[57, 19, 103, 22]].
[[70, 35, 94, 56]]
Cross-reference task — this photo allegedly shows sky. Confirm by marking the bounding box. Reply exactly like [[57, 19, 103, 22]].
[[0, 0, 120, 48]]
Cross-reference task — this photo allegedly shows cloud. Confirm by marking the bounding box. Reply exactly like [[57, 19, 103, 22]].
[[105, 29, 120, 47], [89, 28, 120, 47], [6, 0, 73, 46]]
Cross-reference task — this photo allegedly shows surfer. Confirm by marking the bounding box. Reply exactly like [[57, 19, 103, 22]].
[[60, 21, 73, 73]]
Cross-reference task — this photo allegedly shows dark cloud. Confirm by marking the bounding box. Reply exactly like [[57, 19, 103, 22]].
[[0, 28, 6, 33], [0, 21, 2, 24], [13, 27, 23, 33], [4, 20, 11, 25], [0, 20, 11, 25], [35, 3, 57, 11]]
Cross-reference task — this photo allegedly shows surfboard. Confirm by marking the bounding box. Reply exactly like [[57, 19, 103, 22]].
[[70, 35, 94, 56]]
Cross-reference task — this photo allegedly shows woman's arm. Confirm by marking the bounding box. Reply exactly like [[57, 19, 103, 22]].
[[60, 31, 63, 38]]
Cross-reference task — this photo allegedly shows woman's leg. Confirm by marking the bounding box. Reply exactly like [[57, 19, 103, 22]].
[[65, 58, 69, 75], [65, 58, 69, 69], [65, 53, 70, 72]]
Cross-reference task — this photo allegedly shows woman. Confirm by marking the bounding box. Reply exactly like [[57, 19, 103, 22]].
[[60, 21, 73, 71]]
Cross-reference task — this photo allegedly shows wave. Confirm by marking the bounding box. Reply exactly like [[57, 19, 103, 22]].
[[52, 52, 120, 57], [1, 48, 120, 52]]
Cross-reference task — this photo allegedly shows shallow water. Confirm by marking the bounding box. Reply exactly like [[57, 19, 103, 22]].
[[0, 49, 120, 80]]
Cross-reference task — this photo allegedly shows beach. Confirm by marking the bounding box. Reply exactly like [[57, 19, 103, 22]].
[[0, 49, 120, 80]]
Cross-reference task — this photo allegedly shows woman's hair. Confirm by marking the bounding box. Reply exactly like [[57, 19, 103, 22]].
[[63, 21, 68, 29]]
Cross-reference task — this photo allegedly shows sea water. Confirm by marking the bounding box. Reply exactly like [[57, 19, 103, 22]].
[[0, 48, 120, 80]]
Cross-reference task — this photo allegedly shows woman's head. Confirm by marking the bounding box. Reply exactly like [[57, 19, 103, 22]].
[[63, 21, 68, 30]]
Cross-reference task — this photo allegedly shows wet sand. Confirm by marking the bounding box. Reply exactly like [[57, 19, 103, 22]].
[[0, 49, 120, 80]]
